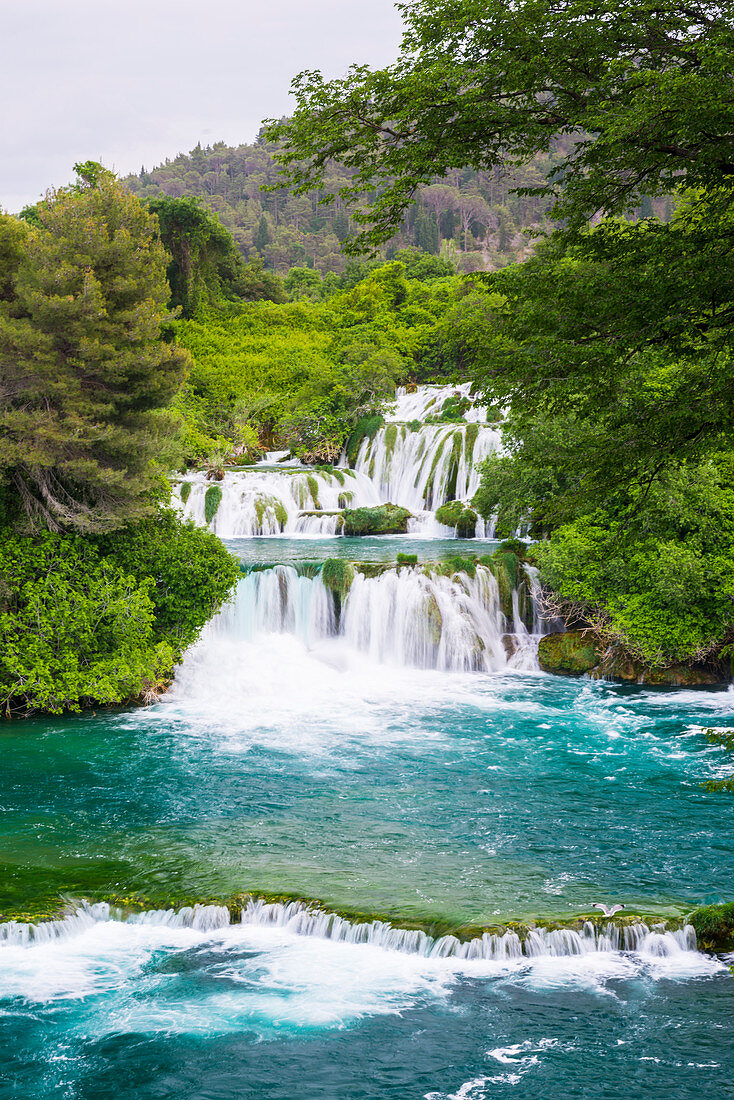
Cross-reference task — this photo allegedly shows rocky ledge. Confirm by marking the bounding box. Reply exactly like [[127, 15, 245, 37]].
[[537, 630, 726, 686]]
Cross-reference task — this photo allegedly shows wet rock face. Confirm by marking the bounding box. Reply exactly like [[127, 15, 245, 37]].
[[537, 631, 600, 675], [538, 632, 726, 685]]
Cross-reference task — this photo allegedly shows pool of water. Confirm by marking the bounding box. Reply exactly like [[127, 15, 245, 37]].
[[2, 541, 733, 1099], [225, 534, 499, 565], [1, 912, 731, 1100]]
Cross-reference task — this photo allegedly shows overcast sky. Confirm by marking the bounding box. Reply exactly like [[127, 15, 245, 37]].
[[1, 0, 404, 213]]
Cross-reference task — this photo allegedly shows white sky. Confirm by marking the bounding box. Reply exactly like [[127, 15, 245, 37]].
[[1, 0, 404, 213]]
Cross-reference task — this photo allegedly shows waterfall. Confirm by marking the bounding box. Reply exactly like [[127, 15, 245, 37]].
[[175, 467, 381, 538], [239, 899, 698, 960], [350, 421, 502, 513], [0, 899, 698, 962], [205, 563, 543, 673], [173, 384, 501, 537]]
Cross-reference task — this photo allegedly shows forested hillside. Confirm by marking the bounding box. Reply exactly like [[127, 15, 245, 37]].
[[123, 134, 631, 274]]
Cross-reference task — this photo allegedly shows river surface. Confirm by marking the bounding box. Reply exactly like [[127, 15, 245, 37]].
[[2, 393, 734, 1098]]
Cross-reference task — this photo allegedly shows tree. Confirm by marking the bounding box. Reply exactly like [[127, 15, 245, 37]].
[[0, 170, 189, 533], [266, 0, 734, 251], [255, 213, 271, 253], [148, 196, 239, 316]]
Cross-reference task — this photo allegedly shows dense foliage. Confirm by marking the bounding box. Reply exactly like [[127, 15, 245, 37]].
[[173, 260, 463, 463], [266, 0, 734, 671], [148, 195, 285, 316], [267, 0, 731, 250], [1, 168, 240, 716], [0, 516, 238, 716]]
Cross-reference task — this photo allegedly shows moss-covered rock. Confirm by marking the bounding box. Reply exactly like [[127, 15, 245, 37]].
[[179, 481, 192, 505], [538, 631, 601, 675], [427, 555, 478, 580], [254, 494, 288, 529], [478, 550, 517, 621], [384, 423, 399, 455], [435, 500, 478, 537], [464, 422, 479, 463], [688, 902, 734, 952], [353, 561, 392, 578], [320, 558, 355, 599], [424, 592, 443, 645], [343, 503, 412, 536], [539, 633, 725, 684], [396, 552, 418, 566], [204, 484, 222, 525]]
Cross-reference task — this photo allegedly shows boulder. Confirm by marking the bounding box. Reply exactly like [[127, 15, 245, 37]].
[[538, 631, 600, 675]]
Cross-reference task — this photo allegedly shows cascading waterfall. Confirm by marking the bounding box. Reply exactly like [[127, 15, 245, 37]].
[[0, 899, 698, 961], [175, 467, 382, 538], [174, 383, 500, 537], [347, 384, 502, 532], [205, 563, 542, 672], [350, 421, 501, 514]]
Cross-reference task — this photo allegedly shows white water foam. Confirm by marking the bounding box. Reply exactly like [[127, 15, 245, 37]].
[[0, 902, 719, 1043]]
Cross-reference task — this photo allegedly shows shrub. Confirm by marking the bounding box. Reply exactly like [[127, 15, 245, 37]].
[[342, 503, 411, 535], [0, 511, 240, 716], [435, 500, 478, 537], [345, 415, 385, 466], [320, 558, 355, 598]]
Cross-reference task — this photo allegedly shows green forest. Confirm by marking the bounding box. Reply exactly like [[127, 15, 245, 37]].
[[124, 133, 670, 275]]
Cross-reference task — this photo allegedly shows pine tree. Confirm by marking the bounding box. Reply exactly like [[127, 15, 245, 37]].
[[255, 213, 271, 253], [0, 169, 190, 533]]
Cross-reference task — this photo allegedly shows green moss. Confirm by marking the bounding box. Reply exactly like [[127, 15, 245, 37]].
[[435, 500, 478, 537], [464, 422, 479, 463], [688, 902, 734, 951], [204, 484, 223, 524], [254, 494, 288, 529], [396, 552, 418, 565], [498, 538, 528, 560], [537, 631, 601, 675], [353, 562, 392, 578], [346, 414, 384, 466], [384, 423, 398, 455], [320, 558, 355, 598], [424, 394, 471, 423], [424, 592, 443, 644], [179, 481, 192, 505], [306, 475, 321, 509], [407, 419, 422, 432], [338, 491, 355, 509], [427, 555, 478, 580], [343, 503, 412, 536], [314, 464, 345, 485]]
